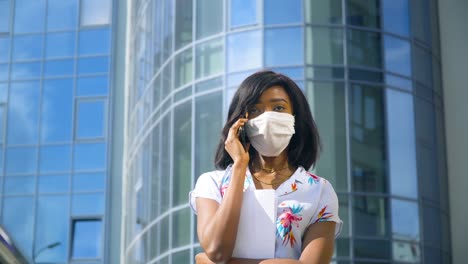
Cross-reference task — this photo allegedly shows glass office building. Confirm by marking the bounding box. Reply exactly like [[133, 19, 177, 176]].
[[0, 0, 115, 263], [123, 0, 450, 263]]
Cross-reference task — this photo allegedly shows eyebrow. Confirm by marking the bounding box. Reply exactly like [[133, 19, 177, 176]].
[[268, 98, 289, 104]]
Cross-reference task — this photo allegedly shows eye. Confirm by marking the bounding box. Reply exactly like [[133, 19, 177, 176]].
[[273, 105, 286, 112], [248, 106, 260, 114]]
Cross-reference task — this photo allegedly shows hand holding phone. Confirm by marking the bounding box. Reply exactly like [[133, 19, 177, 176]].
[[238, 113, 249, 151]]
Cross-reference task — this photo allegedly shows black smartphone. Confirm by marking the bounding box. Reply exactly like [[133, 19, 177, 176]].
[[238, 113, 249, 151]]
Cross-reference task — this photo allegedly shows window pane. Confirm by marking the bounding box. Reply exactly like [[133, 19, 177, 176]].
[[175, 0, 192, 50], [44, 59, 74, 77], [80, 0, 111, 26], [0, 36, 9, 62], [196, 38, 223, 78], [393, 241, 421, 262], [353, 196, 388, 237], [197, 0, 222, 39], [172, 208, 191, 247], [11, 62, 41, 80], [47, 0, 78, 31], [46, 32, 76, 58], [265, 27, 303, 66], [230, 0, 257, 27], [391, 199, 420, 241], [0, 64, 8, 81], [382, 0, 410, 36], [163, 0, 174, 61], [41, 79, 73, 143], [2, 197, 34, 259], [350, 84, 387, 193], [354, 239, 390, 259], [347, 29, 382, 68], [0, 0, 10, 32], [385, 73, 412, 92], [174, 48, 193, 88], [78, 56, 109, 75], [13, 35, 43, 61], [384, 35, 411, 76], [72, 220, 102, 258], [14, 0, 46, 33], [73, 172, 106, 192], [386, 89, 418, 198], [173, 249, 191, 263], [7, 82, 40, 144], [0, 83, 7, 102], [264, 0, 302, 25], [195, 92, 222, 177], [227, 30, 261, 72], [307, 82, 347, 192], [160, 115, 171, 212], [411, 0, 431, 44], [35, 196, 69, 262], [6, 147, 37, 174], [305, 0, 342, 24], [173, 102, 191, 206], [38, 174, 69, 193], [422, 205, 441, 248], [40, 145, 72, 173], [74, 143, 107, 171], [306, 27, 343, 65], [346, 0, 380, 28], [4, 176, 35, 194], [76, 100, 106, 139], [413, 45, 432, 87], [72, 193, 104, 215], [79, 28, 111, 55], [77, 76, 109, 96], [0, 105, 5, 143]]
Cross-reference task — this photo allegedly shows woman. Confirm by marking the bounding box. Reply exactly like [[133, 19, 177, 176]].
[[189, 71, 342, 264]]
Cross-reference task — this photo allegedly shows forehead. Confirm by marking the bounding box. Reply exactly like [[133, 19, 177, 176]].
[[256, 85, 291, 103]]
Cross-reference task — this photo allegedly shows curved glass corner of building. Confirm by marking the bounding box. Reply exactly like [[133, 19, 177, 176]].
[[124, 0, 450, 263]]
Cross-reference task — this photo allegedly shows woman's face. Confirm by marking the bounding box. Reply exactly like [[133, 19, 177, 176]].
[[246, 85, 293, 119]]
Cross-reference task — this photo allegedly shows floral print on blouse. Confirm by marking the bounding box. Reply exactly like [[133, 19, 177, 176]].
[[189, 165, 342, 259]]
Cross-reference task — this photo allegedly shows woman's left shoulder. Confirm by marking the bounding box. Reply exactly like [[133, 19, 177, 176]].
[[296, 167, 332, 188]]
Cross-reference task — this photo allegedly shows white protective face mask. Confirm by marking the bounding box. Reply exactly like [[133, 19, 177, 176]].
[[245, 111, 295, 157]]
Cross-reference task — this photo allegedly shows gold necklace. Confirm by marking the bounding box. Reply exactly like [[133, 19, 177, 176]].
[[252, 173, 291, 186], [261, 164, 289, 173]]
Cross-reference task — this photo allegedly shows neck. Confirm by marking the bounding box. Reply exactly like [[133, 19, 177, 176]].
[[254, 152, 290, 172]]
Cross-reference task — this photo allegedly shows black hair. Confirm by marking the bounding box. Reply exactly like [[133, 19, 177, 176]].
[[214, 70, 322, 171]]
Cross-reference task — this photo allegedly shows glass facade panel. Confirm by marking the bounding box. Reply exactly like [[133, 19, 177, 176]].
[[12, 35, 43, 61], [264, 0, 302, 25], [73, 172, 106, 192], [173, 102, 191, 206], [78, 56, 109, 75], [172, 208, 191, 247], [175, 0, 192, 50], [384, 35, 411, 76], [350, 84, 386, 193], [265, 27, 303, 66], [14, 0, 46, 33], [353, 196, 388, 237], [411, 0, 431, 44], [346, 0, 380, 28], [4, 176, 35, 194], [0, 64, 8, 81], [76, 100, 106, 139], [7, 82, 39, 145], [46, 32, 76, 58], [5, 147, 37, 174], [79, 28, 111, 55], [77, 76, 109, 96], [386, 89, 417, 198], [11, 62, 42, 80], [197, 0, 223, 39], [391, 199, 420, 241], [307, 82, 347, 192], [0, 37, 9, 62], [174, 48, 193, 88], [172, 249, 191, 263], [47, 0, 78, 31], [305, 0, 342, 24], [35, 195, 69, 263], [196, 38, 224, 78], [354, 239, 391, 260], [306, 27, 343, 65], [38, 174, 69, 193], [41, 79, 73, 143], [74, 143, 107, 171], [413, 45, 432, 87], [2, 196, 34, 259], [382, 0, 410, 36], [347, 29, 382, 68], [0, 0, 9, 32], [80, 0, 111, 26], [227, 30, 261, 72], [393, 241, 421, 262], [72, 193, 105, 215], [44, 59, 75, 77], [160, 115, 171, 213], [230, 0, 257, 27], [195, 91, 222, 177], [72, 219, 103, 258], [40, 145, 72, 173]]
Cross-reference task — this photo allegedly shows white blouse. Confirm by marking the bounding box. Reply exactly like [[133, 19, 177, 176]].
[[189, 165, 343, 259]]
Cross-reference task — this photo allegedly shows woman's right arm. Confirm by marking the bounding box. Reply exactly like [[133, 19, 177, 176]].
[[196, 118, 249, 263]]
